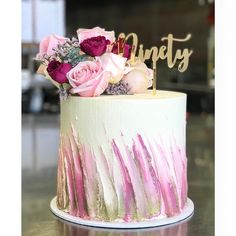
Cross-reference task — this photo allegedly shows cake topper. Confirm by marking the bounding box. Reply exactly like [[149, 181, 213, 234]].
[[117, 33, 193, 95]]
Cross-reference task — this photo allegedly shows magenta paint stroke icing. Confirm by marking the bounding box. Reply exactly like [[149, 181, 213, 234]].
[[57, 124, 188, 222]]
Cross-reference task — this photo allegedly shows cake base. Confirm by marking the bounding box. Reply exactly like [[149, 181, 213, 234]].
[[50, 197, 194, 229]]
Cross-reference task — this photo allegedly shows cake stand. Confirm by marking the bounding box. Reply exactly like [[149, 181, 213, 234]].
[[50, 197, 194, 229]]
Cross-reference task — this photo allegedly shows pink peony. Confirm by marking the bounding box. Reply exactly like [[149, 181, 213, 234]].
[[97, 52, 130, 84], [122, 60, 153, 94], [77, 26, 115, 44], [80, 36, 110, 56], [47, 60, 72, 84], [67, 60, 111, 97], [36, 34, 69, 59]]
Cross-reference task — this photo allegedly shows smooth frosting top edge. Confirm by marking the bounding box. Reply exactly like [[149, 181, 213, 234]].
[[67, 90, 186, 101]]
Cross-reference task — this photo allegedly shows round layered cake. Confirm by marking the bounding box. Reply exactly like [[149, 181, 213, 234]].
[[56, 90, 188, 222]]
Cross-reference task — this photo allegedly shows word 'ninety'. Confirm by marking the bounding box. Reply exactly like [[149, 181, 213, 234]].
[[118, 33, 193, 72]]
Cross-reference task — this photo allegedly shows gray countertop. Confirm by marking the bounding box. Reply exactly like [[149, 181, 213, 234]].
[[22, 113, 214, 236]]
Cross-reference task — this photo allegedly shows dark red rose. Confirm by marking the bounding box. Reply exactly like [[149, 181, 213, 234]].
[[112, 41, 132, 59], [80, 36, 110, 56], [47, 60, 72, 84]]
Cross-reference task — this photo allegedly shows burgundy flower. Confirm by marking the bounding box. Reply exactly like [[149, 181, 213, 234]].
[[47, 60, 72, 84], [80, 36, 110, 56], [112, 41, 131, 59]]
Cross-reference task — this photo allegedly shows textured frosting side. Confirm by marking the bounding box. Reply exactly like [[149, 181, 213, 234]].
[[56, 90, 188, 222]]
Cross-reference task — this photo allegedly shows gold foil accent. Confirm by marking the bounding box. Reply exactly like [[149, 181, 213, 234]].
[[153, 63, 157, 95], [62, 152, 69, 210], [56, 137, 69, 210], [56, 149, 62, 208], [65, 135, 79, 213], [67, 135, 79, 213], [171, 176, 180, 212]]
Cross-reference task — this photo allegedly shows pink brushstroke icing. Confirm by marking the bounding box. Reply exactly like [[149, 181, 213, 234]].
[[58, 128, 188, 222], [111, 139, 135, 221], [63, 146, 77, 216], [137, 134, 162, 213], [132, 138, 161, 216], [96, 146, 118, 219], [171, 137, 187, 209], [71, 126, 98, 218], [68, 133, 88, 218], [120, 136, 148, 219], [155, 141, 181, 216], [81, 146, 99, 218]]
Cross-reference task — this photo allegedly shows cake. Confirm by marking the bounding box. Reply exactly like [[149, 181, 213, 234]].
[[57, 90, 187, 222], [35, 26, 193, 225]]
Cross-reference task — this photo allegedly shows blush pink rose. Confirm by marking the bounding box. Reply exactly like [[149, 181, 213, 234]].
[[36, 34, 69, 59], [77, 26, 115, 44], [122, 60, 153, 94], [67, 60, 111, 97], [97, 52, 131, 84]]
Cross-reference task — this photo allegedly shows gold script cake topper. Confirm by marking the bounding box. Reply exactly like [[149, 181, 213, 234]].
[[118, 32, 193, 95]]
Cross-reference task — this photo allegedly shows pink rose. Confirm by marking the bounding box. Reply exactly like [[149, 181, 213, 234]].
[[80, 36, 110, 56], [122, 60, 153, 94], [97, 53, 130, 84], [36, 34, 69, 59], [47, 60, 72, 84], [77, 26, 115, 44], [67, 60, 111, 97]]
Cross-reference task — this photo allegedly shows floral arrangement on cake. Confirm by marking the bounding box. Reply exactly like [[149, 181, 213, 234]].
[[35, 27, 153, 98]]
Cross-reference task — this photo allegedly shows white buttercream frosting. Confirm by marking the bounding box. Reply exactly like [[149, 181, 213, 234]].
[[61, 90, 186, 148]]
